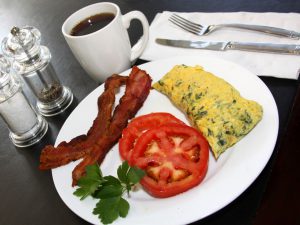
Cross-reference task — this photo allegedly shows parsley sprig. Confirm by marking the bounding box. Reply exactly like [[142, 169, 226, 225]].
[[73, 161, 145, 224]]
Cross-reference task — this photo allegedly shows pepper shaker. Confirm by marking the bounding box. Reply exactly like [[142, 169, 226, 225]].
[[0, 55, 48, 147], [2, 26, 73, 116]]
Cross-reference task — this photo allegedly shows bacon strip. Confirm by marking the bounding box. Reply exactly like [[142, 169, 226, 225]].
[[72, 66, 152, 185], [39, 75, 128, 170]]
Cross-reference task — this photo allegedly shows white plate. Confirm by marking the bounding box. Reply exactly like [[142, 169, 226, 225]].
[[52, 55, 278, 225]]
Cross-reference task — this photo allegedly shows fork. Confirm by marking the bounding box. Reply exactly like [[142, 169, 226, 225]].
[[169, 13, 300, 39]]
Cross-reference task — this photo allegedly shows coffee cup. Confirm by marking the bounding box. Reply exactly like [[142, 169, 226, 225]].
[[62, 2, 149, 82]]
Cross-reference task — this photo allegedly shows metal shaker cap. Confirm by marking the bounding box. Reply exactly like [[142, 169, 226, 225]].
[[1, 26, 41, 62]]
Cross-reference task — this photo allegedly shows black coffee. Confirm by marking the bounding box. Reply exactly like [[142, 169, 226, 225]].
[[70, 13, 115, 36]]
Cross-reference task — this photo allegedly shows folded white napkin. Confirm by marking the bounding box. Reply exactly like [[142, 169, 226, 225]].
[[141, 11, 300, 79]]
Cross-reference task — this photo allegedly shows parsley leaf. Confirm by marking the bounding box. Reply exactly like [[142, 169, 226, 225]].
[[73, 164, 103, 200], [93, 197, 121, 224], [127, 166, 146, 184], [94, 184, 123, 199], [117, 160, 130, 183], [117, 161, 146, 194], [118, 198, 130, 218], [93, 196, 130, 224], [73, 161, 145, 224]]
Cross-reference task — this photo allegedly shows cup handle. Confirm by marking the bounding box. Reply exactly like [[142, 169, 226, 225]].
[[122, 11, 149, 63]]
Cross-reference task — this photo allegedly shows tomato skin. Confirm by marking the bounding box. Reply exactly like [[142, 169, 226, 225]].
[[119, 113, 184, 161], [130, 124, 209, 198], [140, 170, 207, 198]]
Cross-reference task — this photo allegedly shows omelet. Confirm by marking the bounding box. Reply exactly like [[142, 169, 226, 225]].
[[153, 65, 263, 158]]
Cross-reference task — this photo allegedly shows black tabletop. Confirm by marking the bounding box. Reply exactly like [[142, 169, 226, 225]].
[[0, 0, 299, 225]]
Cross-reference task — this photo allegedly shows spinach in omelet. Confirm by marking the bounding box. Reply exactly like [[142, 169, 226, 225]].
[[153, 65, 263, 158]]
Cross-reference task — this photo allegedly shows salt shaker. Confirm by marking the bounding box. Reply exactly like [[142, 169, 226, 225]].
[[0, 55, 48, 147], [1, 26, 73, 116]]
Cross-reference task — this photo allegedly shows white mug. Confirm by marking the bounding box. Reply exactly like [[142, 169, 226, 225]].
[[62, 2, 149, 82]]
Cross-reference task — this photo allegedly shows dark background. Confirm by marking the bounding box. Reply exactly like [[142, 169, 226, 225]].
[[0, 0, 299, 225]]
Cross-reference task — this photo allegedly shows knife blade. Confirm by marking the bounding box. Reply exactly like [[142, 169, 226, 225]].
[[156, 38, 300, 55]]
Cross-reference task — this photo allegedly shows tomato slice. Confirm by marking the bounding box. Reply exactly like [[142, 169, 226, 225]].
[[119, 113, 184, 161], [130, 123, 209, 198]]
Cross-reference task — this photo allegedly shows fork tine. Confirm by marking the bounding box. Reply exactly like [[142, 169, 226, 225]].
[[171, 14, 203, 28], [169, 17, 201, 35]]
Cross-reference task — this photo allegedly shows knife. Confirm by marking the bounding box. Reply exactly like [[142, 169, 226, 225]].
[[156, 38, 300, 55]]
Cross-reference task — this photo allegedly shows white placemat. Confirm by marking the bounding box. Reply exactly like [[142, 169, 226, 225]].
[[141, 11, 300, 79]]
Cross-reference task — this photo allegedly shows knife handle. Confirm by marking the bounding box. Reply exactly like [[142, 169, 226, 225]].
[[228, 42, 300, 55], [217, 24, 300, 40]]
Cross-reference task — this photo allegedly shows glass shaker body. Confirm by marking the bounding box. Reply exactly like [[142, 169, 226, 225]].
[[14, 45, 73, 116], [0, 55, 48, 147], [2, 26, 73, 117]]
